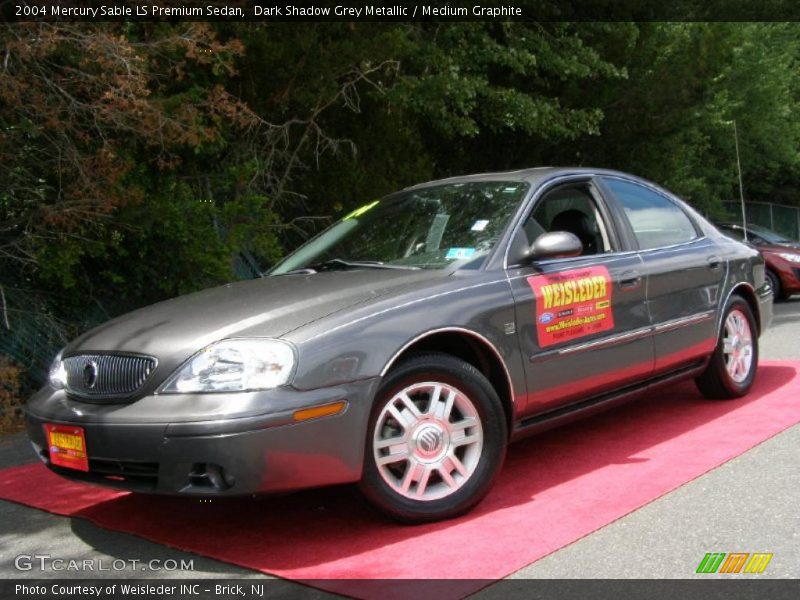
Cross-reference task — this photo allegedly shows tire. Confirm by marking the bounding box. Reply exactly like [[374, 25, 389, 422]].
[[359, 352, 508, 524], [695, 295, 758, 400], [765, 269, 787, 302]]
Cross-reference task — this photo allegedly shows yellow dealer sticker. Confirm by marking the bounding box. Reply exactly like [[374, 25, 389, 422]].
[[343, 200, 379, 220]]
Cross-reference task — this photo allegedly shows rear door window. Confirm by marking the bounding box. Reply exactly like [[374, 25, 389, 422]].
[[603, 178, 699, 250]]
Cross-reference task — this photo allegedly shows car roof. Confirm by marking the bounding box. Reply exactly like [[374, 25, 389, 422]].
[[400, 166, 647, 192]]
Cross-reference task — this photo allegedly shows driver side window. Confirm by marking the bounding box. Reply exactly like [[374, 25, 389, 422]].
[[523, 184, 613, 256]]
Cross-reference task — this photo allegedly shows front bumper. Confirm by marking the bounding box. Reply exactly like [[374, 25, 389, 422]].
[[25, 378, 380, 495], [784, 265, 800, 294], [772, 260, 800, 295]]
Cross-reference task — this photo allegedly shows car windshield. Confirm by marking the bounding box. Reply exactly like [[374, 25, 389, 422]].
[[719, 223, 793, 245], [747, 224, 794, 244], [270, 181, 529, 273]]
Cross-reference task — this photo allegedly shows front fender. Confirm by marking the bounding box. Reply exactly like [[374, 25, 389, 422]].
[[285, 273, 527, 401]]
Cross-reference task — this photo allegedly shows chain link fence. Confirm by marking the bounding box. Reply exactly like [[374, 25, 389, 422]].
[[722, 201, 800, 241], [0, 287, 71, 386]]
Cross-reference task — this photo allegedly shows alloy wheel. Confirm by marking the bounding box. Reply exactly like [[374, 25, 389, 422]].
[[723, 308, 754, 383], [372, 381, 483, 501]]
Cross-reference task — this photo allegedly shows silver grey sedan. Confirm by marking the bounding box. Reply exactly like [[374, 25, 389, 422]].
[[26, 167, 772, 523]]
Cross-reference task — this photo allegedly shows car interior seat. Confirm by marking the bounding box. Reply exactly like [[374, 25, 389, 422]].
[[550, 209, 600, 255]]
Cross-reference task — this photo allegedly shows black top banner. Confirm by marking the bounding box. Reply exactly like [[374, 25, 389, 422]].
[[3, 0, 800, 23]]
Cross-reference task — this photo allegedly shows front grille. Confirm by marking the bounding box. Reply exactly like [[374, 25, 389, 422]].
[[64, 353, 157, 399]]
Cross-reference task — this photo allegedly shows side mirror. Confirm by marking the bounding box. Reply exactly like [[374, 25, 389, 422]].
[[530, 231, 583, 260]]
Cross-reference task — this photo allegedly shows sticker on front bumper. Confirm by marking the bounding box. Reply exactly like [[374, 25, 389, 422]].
[[45, 423, 89, 472]]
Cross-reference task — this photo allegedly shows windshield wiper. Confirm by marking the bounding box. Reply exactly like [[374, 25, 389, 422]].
[[273, 259, 420, 276], [312, 258, 420, 271], [275, 258, 420, 275], [274, 268, 318, 276]]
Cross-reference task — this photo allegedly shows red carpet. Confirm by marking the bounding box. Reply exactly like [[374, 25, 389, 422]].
[[1, 361, 799, 598]]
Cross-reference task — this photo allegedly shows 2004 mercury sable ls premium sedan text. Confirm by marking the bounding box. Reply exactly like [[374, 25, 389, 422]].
[[26, 167, 773, 523]]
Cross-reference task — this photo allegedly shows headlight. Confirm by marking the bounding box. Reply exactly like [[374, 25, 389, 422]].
[[777, 252, 800, 264], [48, 350, 67, 389], [160, 339, 295, 394]]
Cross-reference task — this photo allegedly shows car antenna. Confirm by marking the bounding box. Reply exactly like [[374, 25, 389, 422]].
[[732, 119, 748, 242]]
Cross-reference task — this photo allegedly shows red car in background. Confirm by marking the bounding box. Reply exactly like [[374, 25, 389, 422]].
[[716, 222, 800, 301]]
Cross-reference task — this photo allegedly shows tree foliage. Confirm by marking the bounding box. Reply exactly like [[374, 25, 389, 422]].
[[572, 23, 800, 214]]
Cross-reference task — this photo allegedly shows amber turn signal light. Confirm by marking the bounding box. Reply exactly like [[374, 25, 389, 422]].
[[292, 401, 347, 422]]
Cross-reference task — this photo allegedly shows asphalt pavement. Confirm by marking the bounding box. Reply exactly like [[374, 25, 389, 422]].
[[1, 298, 798, 588]]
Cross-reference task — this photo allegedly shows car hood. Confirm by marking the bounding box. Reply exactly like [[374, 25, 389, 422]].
[[760, 242, 800, 252], [66, 269, 445, 363]]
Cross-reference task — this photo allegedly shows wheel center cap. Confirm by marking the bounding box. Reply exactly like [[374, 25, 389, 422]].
[[414, 425, 444, 457]]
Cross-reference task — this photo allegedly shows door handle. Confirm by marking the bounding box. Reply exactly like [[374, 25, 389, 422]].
[[707, 255, 722, 271], [619, 270, 642, 290]]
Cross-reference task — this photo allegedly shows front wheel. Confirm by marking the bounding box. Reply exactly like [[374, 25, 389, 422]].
[[695, 296, 758, 399], [359, 353, 507, 523], [765, 269, 788, 301]]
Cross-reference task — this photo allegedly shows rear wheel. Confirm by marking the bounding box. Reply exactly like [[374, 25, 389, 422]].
[[695, 296, 758, 399], [359, 353, 507, 523]]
